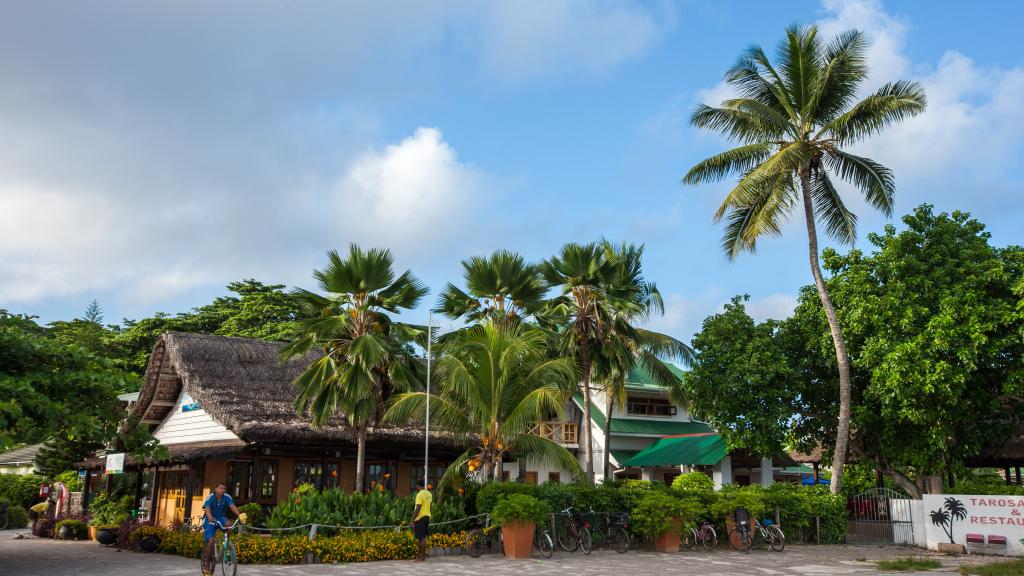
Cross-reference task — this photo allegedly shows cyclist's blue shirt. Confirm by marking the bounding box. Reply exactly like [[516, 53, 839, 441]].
[[203, 493, 234, 522]]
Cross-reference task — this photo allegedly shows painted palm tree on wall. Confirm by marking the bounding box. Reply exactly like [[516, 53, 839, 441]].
[[683, 25, 926, 492], [283, 245, 428, 492], [929, 497, 967, 543], [382, 321, 582, 489]]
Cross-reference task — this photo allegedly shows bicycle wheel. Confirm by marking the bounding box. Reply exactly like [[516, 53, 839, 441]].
[[701, 525, 718, 550], [681, 527, 697, 550], [579, 527, 593, 555], [751, 526, 765, 550], [610, 526, 630, 554], [728, 527, 752, 552], [219, 541, 237, 576], [536, 529, 554, 558], [557, 521, 579, 552], [769, 526, 785, 552], [465, 529, 486, 558]]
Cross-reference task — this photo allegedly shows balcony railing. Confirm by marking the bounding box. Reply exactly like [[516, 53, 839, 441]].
[[531, 421, 578, 445]]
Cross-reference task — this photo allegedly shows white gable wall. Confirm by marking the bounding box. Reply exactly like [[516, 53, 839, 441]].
[[152, 388, 241, 445]]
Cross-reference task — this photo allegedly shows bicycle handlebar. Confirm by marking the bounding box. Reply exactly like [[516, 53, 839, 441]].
[[214, 519, 240, 531]]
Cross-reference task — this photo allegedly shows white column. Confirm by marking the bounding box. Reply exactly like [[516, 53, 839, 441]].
[[641, 467, 654, 481], [760, 457, 774, 486], [678, 464, 691, 474], [713, 455, 732, 489]]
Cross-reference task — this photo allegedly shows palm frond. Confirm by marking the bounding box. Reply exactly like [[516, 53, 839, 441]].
[[819, 80, 926, 143], [682, 142, 775, 185], [810, 169, 857, 245], [720, 169, 798, 259], [823, 149, 895, 216]]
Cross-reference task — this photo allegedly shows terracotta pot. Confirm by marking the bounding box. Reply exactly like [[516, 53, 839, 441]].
[[655, 518, 682, 553], [88, 526, 98, 541], [501, 520, 536, 559]]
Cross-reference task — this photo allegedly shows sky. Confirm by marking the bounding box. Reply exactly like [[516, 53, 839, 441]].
[[1, 0, 1022, 343]]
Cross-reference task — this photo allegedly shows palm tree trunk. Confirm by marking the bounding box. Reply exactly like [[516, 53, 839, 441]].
[[494, 454, 503, 483], [355, 426, 367, 493], [580, 346, 595, 485], [800, 169, 853, 496], [603, 392, 614, 481]]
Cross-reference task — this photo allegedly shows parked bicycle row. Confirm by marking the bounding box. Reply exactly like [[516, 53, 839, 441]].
[[464, 505, 787, 558]]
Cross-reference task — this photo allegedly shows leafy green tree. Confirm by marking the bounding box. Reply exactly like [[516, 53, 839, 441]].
[[0, 312, 137, 451], [50, 300, 111, 355], [685, 296, 798, 457], [436, 250, 547, 325], [283, 245, 427, 492], [383, 322, 581, 488], [682, 25, 926, 492]]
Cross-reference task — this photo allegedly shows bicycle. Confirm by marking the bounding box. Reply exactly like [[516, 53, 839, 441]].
[[728, 507, 754, 553], [751, 518, 785, 552], [533, 524, 554, 558], [555, 507, 593, 554], [682, 520, 718, 551], [465, 515, 503, 558], [201, 519, 239, 576], [600, 511, 630, 554], [181, 515, 204, 534]]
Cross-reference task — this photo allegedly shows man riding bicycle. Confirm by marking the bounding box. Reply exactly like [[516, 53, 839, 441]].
[[201, 482, 246, 576]]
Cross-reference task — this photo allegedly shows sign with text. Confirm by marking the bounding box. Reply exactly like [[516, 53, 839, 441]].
[[923, 494, 1023, 556], [105, 453, 125, 475]]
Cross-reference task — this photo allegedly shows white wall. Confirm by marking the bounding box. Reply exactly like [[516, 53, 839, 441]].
[[152, 390, 241, 445], [590, 389, 694, 424], [920, 494, 1024, 556]]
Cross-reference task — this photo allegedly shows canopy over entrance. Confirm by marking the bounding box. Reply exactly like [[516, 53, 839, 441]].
[[624, 432, 727, 467]]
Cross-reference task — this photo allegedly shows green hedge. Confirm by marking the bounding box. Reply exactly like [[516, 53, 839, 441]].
[[0, 474, 49, 508], [1, 498, 29, 529], [266, 488, 468, 535]]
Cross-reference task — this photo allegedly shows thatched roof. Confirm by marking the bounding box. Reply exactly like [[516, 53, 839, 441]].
[[128, 332, 457, 449]]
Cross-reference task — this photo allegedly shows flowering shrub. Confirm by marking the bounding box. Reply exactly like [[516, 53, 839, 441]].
[[267, 488, 467, 535], [129, 525, 169, 547], [157, 530, 205, 558]]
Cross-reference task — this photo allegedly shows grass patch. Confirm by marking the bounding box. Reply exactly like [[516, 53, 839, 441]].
[[959, 559, 1024, 576], [877, 557, 942, 571]]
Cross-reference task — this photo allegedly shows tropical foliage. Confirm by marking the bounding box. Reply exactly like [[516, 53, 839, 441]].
[[683, 24, 926, 492], [436, 250, 546, 325], [282, 245, 427, 492], [383, 321, 581, 488]]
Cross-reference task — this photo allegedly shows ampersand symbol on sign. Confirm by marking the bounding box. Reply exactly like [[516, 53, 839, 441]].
[[1011, 509, 1021, 517]]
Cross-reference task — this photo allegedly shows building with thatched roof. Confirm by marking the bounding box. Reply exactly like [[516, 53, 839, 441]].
[[84, 332, 468, 527]]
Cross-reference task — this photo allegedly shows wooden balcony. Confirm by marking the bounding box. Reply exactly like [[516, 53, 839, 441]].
[[531, 421, 578, 445]]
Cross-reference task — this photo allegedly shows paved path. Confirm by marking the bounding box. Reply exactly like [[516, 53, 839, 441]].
[[0, 528, 1003, 576]]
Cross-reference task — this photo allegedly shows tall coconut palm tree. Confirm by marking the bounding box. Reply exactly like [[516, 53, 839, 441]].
[[595, 241, 694, 479], [382, 321, 581, 489], [682, 25, 926, 493], [435, 250, 547, 325], [282, 245, 428, 492], [541, 242, 622, 484]]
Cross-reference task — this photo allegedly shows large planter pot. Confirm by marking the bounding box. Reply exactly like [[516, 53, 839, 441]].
[[58, 525, 74, 540], [139, 535, 160, 552], [88, 526, 98, 541], [654, 518, 683, 553], [96, 528, 118, 546], [501, 520, 536, 559]]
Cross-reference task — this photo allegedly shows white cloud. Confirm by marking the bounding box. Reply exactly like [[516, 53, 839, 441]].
[[331, 127, 487, 258]]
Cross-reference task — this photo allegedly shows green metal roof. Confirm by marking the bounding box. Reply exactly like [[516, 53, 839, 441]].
[[572, 394, 714, 436], [624, 364, 685, 391], [624, 433, 728, 467], [610, 450, 640, 465]]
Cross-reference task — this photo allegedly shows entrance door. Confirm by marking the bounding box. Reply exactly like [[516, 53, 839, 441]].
[[158, 471, 187, 527]]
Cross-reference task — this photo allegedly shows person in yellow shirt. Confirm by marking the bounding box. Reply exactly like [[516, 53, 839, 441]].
[[410, 480, 432, 562], [29, 500, 50, 530]]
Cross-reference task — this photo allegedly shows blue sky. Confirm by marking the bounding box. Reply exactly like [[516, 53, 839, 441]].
[[1, 0, 1022, 342]]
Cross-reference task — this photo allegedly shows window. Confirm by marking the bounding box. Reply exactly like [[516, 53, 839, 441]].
[[324, 462, 341, 490], [548, 472, 561, 483], [626, 396, 676, 416], [226, 461, 253, 501], [293, 460, 324, 489], [525, 471, 538, 485], [410, 464, 446, 491], [256, 460, 278, 500], [367, 463, 397, 491]]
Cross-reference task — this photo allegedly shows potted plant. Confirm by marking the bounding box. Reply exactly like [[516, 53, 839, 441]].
[[55, 519, 87, 540], [95, 524, 120, 545], [491, 494, 550, 559], [632, 493, 701, 553], [87, 494, 132, 545], [130, 525, 167, 552]]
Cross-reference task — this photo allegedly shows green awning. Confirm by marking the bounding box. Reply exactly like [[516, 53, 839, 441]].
[[572, 394, 715, 436], [624, 433, 728, 467], [779, 465, 814, 475], [610, 450, 639, 466]]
